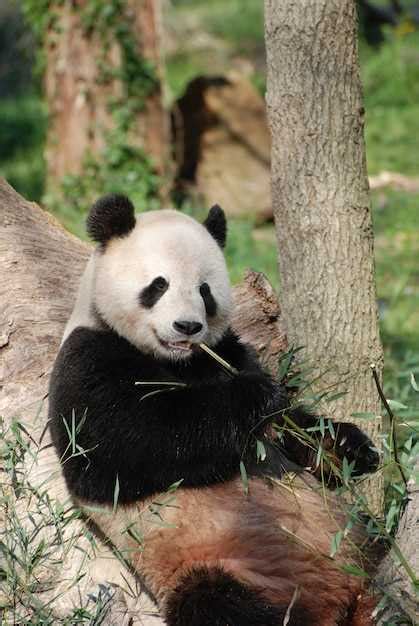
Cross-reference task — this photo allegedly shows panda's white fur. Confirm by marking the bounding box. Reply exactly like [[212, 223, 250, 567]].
[[64, 210, 232, 360], [62, 254, 97, 343]]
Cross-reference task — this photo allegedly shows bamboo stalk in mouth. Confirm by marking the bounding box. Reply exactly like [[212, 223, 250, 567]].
[[198, 342, 239, 376]]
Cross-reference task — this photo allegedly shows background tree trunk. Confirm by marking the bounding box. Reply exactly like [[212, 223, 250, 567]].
[[128, 0, 168, 177], [264, 0, 384, 512], [44, 0, 168, 190]]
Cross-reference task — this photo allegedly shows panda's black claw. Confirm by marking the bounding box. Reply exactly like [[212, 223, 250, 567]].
[[334, 422, 380, 476], [352, 445, 380, 476]]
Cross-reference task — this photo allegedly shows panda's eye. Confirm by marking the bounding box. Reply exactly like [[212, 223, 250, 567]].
[[199, 282, 217, 317], [140, 276, 169, 308]]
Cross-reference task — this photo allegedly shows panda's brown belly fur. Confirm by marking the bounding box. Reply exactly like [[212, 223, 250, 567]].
[[81, 473, 371, 625]]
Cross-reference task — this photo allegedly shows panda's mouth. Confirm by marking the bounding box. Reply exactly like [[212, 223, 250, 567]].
[[155, 333, 193, 353], [166, 340, 192, 352]]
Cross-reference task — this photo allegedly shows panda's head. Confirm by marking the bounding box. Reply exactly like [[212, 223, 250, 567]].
[[87, 194, 232, 361]]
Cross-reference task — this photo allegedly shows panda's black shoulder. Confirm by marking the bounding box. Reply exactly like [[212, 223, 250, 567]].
[[50, 326, 157, 390], [55, 326, 138, 368]]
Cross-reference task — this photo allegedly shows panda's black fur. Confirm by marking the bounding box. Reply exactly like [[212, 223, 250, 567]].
[[50, 326, 276, 504], [49, 325, 376, 506], [49, 195, 379, 626]]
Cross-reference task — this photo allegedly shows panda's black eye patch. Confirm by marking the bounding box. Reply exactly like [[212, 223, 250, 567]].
[[140, 276, 169, 308], [200, 282, 217, 317]]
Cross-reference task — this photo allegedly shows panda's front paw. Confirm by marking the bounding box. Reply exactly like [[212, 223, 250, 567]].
[[334, 423, 380, 477]]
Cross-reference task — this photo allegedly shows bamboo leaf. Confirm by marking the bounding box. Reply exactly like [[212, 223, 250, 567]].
[[330, 530, 343, 557], [351, 412, 378, 420], [277, 351, 294, 382], [113, 474, 120, 513], [325, 391, 347, 403], [387, 399, 408, 411], [240, 461, 249, 494], [256, 440, 267, 462], [340, 564, 369, 578]]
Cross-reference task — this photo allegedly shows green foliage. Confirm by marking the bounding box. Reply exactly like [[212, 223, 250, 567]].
[[20, 0, 60, 80], [362, 32, 419, 108], [21, 0, 54, 40], [0, 417, 113, 624], [0, 96, 47, 201], [166, 52, 210, 100], [203, 0, 263, 52], [226, 221, 278, 286], [45, 136, 159, 239], [0, 0, 36, 97]]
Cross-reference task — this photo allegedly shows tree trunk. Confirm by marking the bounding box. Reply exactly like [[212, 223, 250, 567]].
[[44, 0, 168, 190], [264, 0, 384, 512], [375, 463, 419, 624], [128, 0, 168, 177]]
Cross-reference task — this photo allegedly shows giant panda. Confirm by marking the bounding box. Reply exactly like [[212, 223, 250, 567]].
[[49, 194, 379, 626]]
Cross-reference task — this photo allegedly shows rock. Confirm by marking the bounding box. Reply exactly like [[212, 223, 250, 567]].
[[173, 73, 271, 219]]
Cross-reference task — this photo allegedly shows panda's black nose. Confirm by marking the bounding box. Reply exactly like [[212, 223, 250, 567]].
[[173, 320, 203, 336]]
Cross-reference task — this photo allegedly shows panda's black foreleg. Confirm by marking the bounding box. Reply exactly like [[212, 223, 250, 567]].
[[239, 344, 379, 482], [165, 566, 310, 626], [276, 405, 380, 483]]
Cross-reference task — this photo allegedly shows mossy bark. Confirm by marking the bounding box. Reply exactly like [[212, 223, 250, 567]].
[[44, 0, 168, 190]]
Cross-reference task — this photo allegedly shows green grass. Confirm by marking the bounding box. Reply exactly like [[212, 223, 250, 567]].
[[361, 30, 419, 175], [171, 0, 263, 50], [373, 189, 419, 353], [227, 221, 278, 285], [372, 188, 419, 419]]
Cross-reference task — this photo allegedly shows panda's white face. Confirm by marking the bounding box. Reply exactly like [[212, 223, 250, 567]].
[[93, 209, 232, 360]]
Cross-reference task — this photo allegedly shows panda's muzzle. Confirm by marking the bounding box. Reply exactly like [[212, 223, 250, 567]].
[[153, 321, 205, 355]]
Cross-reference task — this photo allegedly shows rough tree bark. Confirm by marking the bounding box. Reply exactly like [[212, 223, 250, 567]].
[[44, 0, 168, 189], [264, 0, 384, 512]]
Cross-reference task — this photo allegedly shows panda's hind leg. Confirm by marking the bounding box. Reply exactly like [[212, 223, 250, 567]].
[[165, 565, 309, 626]]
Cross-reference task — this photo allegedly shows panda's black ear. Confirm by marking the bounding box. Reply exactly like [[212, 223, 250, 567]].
[[87, 194, 136, 245], [203, 204, 227, 248]]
